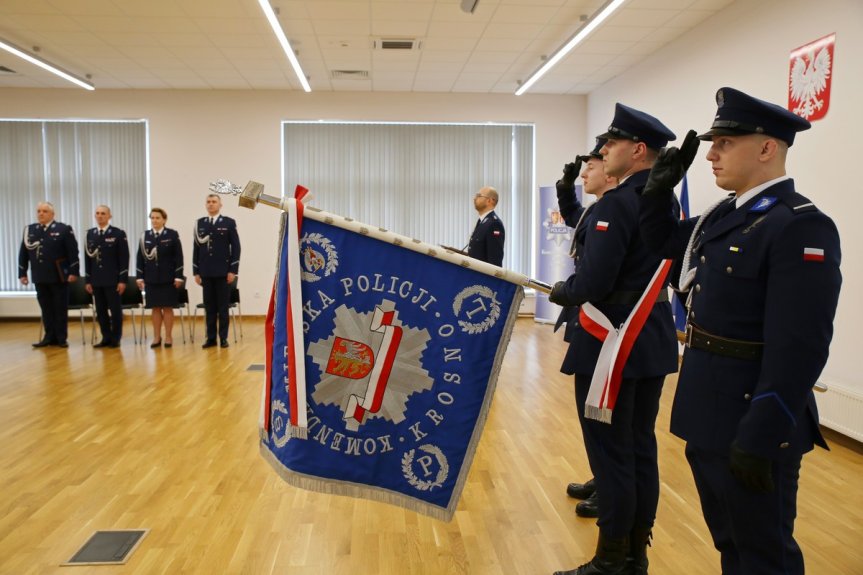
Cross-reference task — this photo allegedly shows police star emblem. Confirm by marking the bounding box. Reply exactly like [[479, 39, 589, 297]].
[[308, 300, 433, 432]]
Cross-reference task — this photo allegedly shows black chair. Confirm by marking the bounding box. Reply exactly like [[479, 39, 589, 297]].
[[120, 277, 145, 344], [173, 286, 190, 344], [191, 277, 242, 343], [38, 280, 96, 344]]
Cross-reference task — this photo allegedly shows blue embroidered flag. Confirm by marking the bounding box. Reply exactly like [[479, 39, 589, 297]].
[[261, 209, 523, 521], [673, 176, 690, 333]]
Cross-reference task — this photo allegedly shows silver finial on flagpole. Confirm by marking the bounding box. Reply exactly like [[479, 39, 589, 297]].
[[208, 179, 244, 196]]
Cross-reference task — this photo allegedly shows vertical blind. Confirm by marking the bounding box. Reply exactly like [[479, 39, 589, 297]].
[[282, 122, 534, 275], [0, 120, 148, 291]]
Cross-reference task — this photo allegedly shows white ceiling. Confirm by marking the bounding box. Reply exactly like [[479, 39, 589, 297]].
[[0, 0, 734, 94]]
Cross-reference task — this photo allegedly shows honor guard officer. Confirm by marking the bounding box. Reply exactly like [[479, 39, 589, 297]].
[[19, 201, 80, 348], [549, 104, 679, 575], [639, 87, 842, 575], [193, 194, 241, 349], [85, 205, 130, 348], [554, 138, 619, 520], [466, 186, 505, 266], [137, 208, 185, 348]]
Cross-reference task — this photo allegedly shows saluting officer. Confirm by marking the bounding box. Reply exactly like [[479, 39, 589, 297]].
[[549, 104, 679, 575], [466, 186, 505, 266], [193, 193, 241, 349], [85, 205, 129, 348], [19, 201, 80, 348], [137, 207, 184, 348], [639, 87, 842, 575], [554, 137, 619, 520]]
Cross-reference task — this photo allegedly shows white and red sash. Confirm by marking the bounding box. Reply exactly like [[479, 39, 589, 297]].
[[578, 258, 673, 423], [263, 185, 312, 438]]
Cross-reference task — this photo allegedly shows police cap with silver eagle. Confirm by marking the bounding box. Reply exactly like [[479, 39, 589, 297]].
[[577, 137, 608, 163], [697, 87, 811, 146], [598, 103, 676, 150]]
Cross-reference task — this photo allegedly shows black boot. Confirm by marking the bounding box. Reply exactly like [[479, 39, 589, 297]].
[[575, 491, 599, 518], [553, 533, 629, 575], [566, 477, 596, 499], [627, 525, 652, 575]]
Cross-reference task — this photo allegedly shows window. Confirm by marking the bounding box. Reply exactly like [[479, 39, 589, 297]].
[[1, 120, 148, 291], [282, 121, 534, 275]]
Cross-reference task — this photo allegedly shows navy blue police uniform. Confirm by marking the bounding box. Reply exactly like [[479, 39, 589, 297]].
[[550, 104, 679, 575], [85, 225, 130, 346], [192, 214, 240, 344], [467, 211, 505, 266], [19, 221, 80, 346], [639, 88, 842, 575], [136, 228, 184, 308]]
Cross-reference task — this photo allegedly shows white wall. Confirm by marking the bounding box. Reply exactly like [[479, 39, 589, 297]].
[[0, 90, 586, 316], [585, 0, 863, 435]]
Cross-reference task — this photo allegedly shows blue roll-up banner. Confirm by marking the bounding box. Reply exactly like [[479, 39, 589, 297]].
[[535, 184, 582, 323]]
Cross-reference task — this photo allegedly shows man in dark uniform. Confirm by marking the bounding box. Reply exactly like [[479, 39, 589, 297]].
[[19, 201, 80, 348], [193, 193, 241, 349], [85, 205, 129, 348], [555, 138, 619, 520], [549, 104, 679, 575], [466, 186, 505, 266], [640, 87, 842, 575]]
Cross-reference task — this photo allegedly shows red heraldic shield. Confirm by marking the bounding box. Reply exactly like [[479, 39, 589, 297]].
[[326, 337, 375, 379], [788, 33, 835, 121]]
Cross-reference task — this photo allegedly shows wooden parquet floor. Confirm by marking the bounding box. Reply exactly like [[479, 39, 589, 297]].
[[0, 317, 861, 574]]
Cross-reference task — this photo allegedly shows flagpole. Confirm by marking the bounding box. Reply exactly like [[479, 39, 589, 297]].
[[232, 180, 553, 294]]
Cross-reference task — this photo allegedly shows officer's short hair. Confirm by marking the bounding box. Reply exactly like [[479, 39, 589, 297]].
[[484, 187, 499, 204], [150, 207, 168, 220]]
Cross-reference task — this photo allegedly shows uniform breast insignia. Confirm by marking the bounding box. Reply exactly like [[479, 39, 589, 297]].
[[300, 232, 338, 282], [742, 214, 768, 235]]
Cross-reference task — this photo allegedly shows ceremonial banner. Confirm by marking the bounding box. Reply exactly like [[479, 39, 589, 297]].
[[261, 209, 524, 521]]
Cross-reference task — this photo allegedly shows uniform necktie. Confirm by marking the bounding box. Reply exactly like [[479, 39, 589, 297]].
[[99, 229, 105, 236], [42, 225, 48, 232], [210, 217, 215, 225]]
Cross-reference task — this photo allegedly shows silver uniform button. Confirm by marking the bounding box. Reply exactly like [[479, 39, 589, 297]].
[[700, 255, 706, 264], [744, 393, 752, 400], [779, 442, 790, 449], [695, 284, 701, 293], [726, 266, 733, 274]]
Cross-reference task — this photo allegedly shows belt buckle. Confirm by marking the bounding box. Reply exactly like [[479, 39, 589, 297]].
[[685, 324, 693, 348]]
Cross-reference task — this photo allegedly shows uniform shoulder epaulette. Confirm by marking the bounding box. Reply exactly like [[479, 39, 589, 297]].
[[784, 191, 818, 215]]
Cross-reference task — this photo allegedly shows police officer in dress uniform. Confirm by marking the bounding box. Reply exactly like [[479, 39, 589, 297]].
[[193, 194, 241, 349], [136, 208, 184, 348], [549, 104, 680, 575], [466, 186, 505, 266], [639, 87, 842, 575], [554, 138, 619, 520], [85, 205, 129, 348], [19, 201, 80, 348]]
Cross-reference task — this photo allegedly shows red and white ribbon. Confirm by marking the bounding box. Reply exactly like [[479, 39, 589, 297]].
[[579, 258, 673, 423], [345, 307, 403, 426]]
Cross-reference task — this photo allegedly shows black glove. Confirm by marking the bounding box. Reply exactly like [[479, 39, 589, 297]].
[[548, 281, 568, 306], [643, 129, 700, 197], [556, 158, 582, 199], [729, 442, 775, 493]]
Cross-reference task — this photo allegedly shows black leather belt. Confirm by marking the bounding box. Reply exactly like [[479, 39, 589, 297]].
[[600, 290, 669, 305], [685, 323, 763, 360]]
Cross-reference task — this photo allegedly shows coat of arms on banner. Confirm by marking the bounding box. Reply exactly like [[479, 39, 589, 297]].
[[261, 213, 522, 521], [789, 33, 835, 121]]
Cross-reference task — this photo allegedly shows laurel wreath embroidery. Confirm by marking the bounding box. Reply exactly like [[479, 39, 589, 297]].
[[401, 445, 449, 491], [300, 233, 338, 282], [271, 400, 290, 448], [453, 285, 501, 334]]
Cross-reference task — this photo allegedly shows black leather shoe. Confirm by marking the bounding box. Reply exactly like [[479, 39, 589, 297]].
[[150, 341, 162, 349], [567, 477, 596, 500], [93, 340, 111, 348], [108, 342, 121, 348], [220, 339, 229, 348], [576, 492, 599, 518], [55, 341, 69, 348], [202, 340, 217, 349], [32, 339, 53, 348]]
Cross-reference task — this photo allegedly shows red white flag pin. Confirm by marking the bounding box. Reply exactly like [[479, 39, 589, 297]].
[[803, 247, 825, 262], [595, 221, 609, 231]]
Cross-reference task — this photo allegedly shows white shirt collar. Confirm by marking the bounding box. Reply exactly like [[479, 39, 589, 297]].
[[477, 208, 494, 221], [735, 175, 789, 208]]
